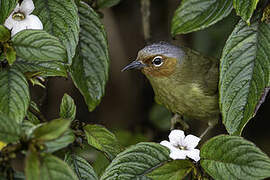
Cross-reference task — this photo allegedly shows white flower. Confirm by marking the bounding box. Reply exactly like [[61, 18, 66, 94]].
[[160, 129, 201, 162], [4, 0, 43, 36]]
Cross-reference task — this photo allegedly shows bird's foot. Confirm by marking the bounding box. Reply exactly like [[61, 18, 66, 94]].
[[199, 119, 218, 138], [170, 114, 189, 131]]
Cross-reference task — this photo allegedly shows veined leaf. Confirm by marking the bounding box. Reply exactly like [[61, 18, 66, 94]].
[[219, 15, 270, 135], [201, 135, 270, 180], [171, 0, 233, 36], [100, 142, 170, 180], [13, 59, 67, 77], [0, 0, 18, 24], [44, 129, 75, 153], [33, 0, 79, 63], [12, 30, 66, 62], [0, 113, 21, 143], [0, 68, 30, 123], [40, 154, 78, 180], [84, 124, 123, 160], [60, 94, 76, 121], [233, 0, 259, 24], [25, 151, 40, 180], [65, 153, 98, 180], [146, 160, 194, 180], [70, 1, 109, 111], [33, 118, 71, 141], [97, 0, 121, 9]]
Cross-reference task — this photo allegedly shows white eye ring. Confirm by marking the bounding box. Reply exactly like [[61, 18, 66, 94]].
[[152, 56, 163, 67]]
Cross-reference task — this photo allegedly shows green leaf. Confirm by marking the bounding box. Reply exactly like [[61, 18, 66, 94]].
[[40, 154, 78, 180], [0, 25, 10, 42], [219, 15, 270, 135], [200, 135, 270, 180], [25, 151, 40, 180], [0, 113, 20, 143], [0, 68, 30, 123], [60, 94, 76, 121], [5, 45, 16, 65], [12, 30, 67, 62], [70, 1, 109, 111], [13, 59, 67, 77], [33, 0, 79, 64], [233, 0, 259, 24], [44, 129, 75, 153], [0, 0, 18, 24], [97, 0, 121, 9], [84, 124, 123, 160], [100, 142, 170, 180], [171, 0, 233, 36], [65, 153, 98, 180], [26, 102, 41, 125], [146, 160, 194, 180], [33, 118, 71, 141]]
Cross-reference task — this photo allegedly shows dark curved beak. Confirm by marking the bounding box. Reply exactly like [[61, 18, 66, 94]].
[[121, 61, 146, 72]]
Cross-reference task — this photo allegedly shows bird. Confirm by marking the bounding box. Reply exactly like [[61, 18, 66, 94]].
[[122, 42, 220, 137]]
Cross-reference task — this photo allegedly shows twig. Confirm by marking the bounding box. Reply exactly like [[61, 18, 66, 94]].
[[140, 0, 151, 44]]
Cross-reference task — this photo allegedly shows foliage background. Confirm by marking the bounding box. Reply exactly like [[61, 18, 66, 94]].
[[36, 0, 270, 158]]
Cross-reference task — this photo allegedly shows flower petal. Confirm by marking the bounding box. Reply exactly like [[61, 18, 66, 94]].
[[24, 15, 43, 30], [169, 129, 185, 146], [14, 3, 20, 12], [20, 0, 35, 15], [4, 14, 15, 29], [160, 140, 176, 151], [186, 149, 200, 162], [169, 149, 186, 160], [184, 135, 200, 149], [10, 21, 27, 36]]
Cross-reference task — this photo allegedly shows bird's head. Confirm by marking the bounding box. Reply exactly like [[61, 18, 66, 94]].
[[122, 42, 185, 77]]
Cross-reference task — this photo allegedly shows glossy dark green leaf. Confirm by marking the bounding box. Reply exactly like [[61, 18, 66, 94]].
[[33, 118, 71, 141], [60, 94, 76, 121], [44, 129, 75, 153], [12, 30, 66, 62], [0, 0, 18, 24], [13, 58, 67, 77], [0, 68, 30, 123], [40, 154, 78, 180], [70, 1, 109, 111], [97, 0, 121, 8], [0, 25, 10, 42], [100, 142, 170, 180], [0, 113, 20, 143], [233, 0, 259, 23], [25, 151, 40, 180], [65, 153, 98, 180], [171, 0, 233, 36], [219, 15, 270, 135], [146, 160, 194, 180], [84, 124, 123, 160], [201, 135, 270, 180], [33, 0, 79, 63]]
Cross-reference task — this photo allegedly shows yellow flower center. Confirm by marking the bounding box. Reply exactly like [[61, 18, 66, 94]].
[[177, 144, 187, 150], [12, 12, 25, 21]]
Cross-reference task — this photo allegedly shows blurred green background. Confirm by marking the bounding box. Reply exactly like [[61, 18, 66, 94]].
[[31, 0, 270, 173]]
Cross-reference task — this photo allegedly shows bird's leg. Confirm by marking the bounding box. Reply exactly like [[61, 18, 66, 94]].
[[170, 114, 189, 130], [199, 118, 218, 138]]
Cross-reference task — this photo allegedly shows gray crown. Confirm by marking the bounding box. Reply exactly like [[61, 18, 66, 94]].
[[138, 42, 185, 60]]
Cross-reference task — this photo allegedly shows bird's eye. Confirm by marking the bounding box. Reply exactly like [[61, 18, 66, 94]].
[[152, 56, 163, 67]]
